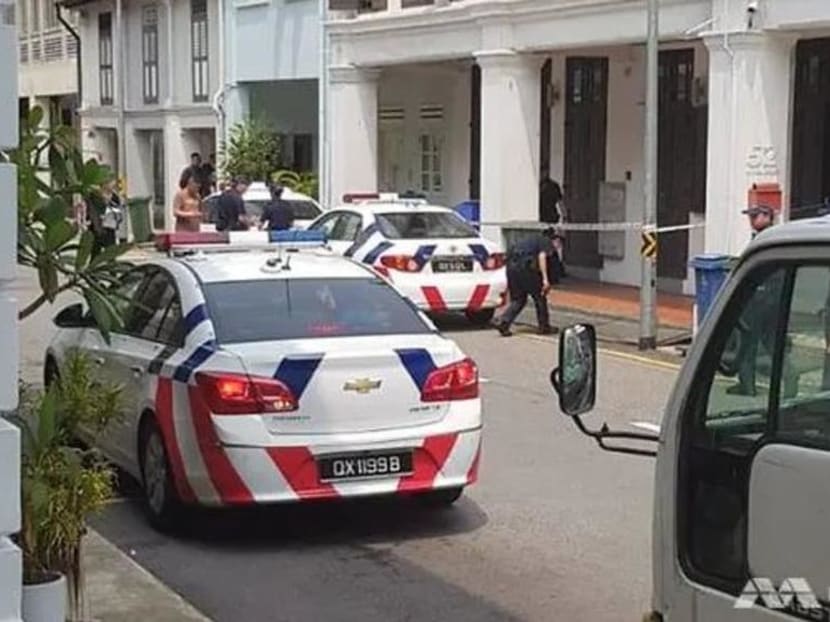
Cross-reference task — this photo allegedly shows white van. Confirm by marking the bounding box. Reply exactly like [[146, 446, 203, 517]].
[[554, 216, 830, 621]]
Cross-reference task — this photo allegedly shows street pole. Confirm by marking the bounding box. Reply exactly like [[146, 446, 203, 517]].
[[639, 0, 659, 350]]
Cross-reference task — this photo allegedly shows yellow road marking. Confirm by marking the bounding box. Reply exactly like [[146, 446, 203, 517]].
[[517, 333, 682, 372]]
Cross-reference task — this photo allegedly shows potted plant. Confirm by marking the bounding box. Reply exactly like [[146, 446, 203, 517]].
[[13, 352, 121, 622]]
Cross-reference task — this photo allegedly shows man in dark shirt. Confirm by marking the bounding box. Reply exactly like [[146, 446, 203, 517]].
[[179, 153, 207, 191], [260, 184, 294, 231], [494, 228, 557, 337], [215, 177, 250, 232]]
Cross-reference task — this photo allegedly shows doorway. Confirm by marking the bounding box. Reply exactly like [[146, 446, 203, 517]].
[[657, 49, 707, 281], [564, 56, 608, 270], [791, 38, 830, 218]]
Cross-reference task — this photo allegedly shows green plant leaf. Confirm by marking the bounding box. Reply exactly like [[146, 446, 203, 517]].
[[37, 389, 59, 452], [44, 219, 77, 253], [75, 231, 94, 271], [83, 287, 118, 342], [28, 106, 44, 130], [37, 196, 69, 226], [37, 263, 59, 303], [88, 242, 132, 269]]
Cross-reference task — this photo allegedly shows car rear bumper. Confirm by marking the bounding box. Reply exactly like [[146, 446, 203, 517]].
[[387, 273, 507, 313], [178, 427, 482, 506]]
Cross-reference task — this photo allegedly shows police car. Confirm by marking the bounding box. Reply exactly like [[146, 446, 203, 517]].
[[202, 182, 323, 231], [44, 231, 482, 529], [307, 194, 507, 325]]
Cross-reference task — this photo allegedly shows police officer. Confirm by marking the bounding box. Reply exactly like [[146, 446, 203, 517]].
[[744, 204, 774, 239], [494, 227, 556, 337], [260, 184, 294, 231]]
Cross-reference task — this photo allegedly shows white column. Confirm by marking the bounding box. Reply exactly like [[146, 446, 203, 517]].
[[703, 32, 797, 255], [327, 65, 379, 207], [164, 116, 188, 231], [0, 1, 22, 619], [475, 49, 542, 242]]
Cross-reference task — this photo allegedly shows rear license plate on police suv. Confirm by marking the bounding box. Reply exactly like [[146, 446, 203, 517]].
[[318, 451, 413, 482], [432, 257, 473, 272]]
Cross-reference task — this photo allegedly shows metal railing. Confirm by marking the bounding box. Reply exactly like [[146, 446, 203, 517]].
[[18, 24, 78, 65]]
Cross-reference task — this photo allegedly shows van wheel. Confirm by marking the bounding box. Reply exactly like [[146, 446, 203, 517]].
[[139, 419, 182, 531], [419, 487, 464, 508], [465, 308, 495, 326]]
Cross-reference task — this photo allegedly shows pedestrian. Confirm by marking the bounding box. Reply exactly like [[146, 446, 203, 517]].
[[89, 178, 124, 254], [494, 227, 557, 337], [539, 176, 567, 283], [173, 170, 203, 232], [725, 204, 777, 395], [200, 153, 217, 197], [260, 183, 294, 231], [215, 177, 250, 232], [179, 152, 206, 191]]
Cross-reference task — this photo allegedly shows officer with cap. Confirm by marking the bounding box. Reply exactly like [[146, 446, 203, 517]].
[[743, 204, 775, 238], [494, 227, 556, 337]]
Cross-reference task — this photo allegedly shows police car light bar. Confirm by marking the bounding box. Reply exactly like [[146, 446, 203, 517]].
[[342, 191, 427, 205], [154, 230, 328, 254]]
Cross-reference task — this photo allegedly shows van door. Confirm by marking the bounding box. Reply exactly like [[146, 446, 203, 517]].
[[675, 258, 830, 620]]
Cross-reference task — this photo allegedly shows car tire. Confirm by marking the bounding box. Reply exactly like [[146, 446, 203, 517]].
[[139, 419, 182, 532], [465, 308, 495, 326], [418, 487, 464, 508], [44, 357, 60, 389]]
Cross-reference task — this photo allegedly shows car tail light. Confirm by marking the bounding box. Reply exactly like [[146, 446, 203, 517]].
[[483, 253, 506, 270], [195, 372, 297, 414], [421, 358, 479, 402], [380, 255, 422, 272]]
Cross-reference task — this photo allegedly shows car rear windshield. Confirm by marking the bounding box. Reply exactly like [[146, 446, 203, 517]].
[[376, 212, 477, 239], [203, 278, 431, 343], [240, 200, 321, 221]]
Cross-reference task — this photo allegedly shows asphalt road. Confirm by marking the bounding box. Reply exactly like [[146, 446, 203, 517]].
[[17, 271, 678, 621]]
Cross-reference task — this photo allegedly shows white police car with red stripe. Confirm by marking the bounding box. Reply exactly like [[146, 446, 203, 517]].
[[44, 230, 482, 529], [308, 194, 507, 325]]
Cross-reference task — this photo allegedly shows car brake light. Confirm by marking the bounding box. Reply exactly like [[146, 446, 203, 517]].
[[421, 358, 479, 402], [195, 372, 297, 414], [484, 253, 506, 270], [380, 255, 422, 272]]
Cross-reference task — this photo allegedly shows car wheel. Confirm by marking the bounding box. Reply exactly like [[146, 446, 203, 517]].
[[418, 487, 464, 508], [139, 419, 182, 531], [465, 308, 495, 326], [44, 357, 60, 389]]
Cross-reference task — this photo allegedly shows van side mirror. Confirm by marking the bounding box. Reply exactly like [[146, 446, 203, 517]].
[[552, 324, 597, 416], [53, 303, 93, 329]]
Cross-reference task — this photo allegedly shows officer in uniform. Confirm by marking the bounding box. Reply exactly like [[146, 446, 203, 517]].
[[494, 228, 556, 337]]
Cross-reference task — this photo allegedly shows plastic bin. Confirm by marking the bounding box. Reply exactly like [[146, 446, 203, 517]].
[[690, 253, 732, 328], [127, 197, 153, 243], [454, 200, 480, 230]]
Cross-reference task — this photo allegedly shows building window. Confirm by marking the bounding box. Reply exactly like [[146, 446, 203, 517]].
[[190, 0, 208, 102], [31, 0, 39, 33], [142, 5, 159, 104], [98, 12, 114, 105], [419, 133, 443, 194], [17, 0, 28, 34], [44, 0, 58, 30]]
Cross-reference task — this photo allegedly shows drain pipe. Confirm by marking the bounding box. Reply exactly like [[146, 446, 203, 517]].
[[56, 4, 81, 110]]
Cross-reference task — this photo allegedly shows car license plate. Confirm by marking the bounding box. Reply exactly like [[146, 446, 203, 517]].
[[317, 451, 413, 482], [432, 257, 473, 273]]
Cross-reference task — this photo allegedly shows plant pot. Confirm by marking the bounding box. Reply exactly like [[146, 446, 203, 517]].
[[22, 573, 67, 622]]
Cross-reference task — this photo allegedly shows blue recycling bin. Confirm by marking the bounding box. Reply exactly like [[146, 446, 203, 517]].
[[454, 200, 480, 230], [691, 253, 732, 328]]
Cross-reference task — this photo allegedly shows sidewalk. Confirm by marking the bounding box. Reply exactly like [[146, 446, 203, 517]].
[[515, 278, 694, 347], [84, 529, 210, 621]]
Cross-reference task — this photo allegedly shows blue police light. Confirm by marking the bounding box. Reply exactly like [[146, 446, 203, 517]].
[[268, 229, 328, 244]]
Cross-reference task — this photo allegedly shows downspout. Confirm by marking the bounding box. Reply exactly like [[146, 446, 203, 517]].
[[115, 0, 127, 194], [211, 0, 226, 149], [56, 4, 81, 110], [318, 0, 328, 207]]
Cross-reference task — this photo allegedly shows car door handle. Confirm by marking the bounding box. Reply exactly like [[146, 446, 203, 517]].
[[93, 356, 106, 366], [130, 365, 145, 377]]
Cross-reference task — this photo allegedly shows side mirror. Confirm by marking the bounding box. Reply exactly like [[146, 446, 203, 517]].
[[53, 303, 92, 329], [552, 324, 597, 416]]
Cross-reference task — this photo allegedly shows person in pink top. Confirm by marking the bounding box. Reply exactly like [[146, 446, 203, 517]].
[[173, 171, 203, 232]]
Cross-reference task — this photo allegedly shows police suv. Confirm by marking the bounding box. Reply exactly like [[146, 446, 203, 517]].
[[308, 194, 507, 325], [45, 231, 482, 529]]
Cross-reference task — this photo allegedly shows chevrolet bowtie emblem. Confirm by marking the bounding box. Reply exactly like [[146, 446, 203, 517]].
[[343, 378, 382, 394]]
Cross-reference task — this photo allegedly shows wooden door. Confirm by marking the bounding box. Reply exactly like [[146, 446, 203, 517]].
[[791, 38, 830, 219], [657, 49, 706, 280], [564, 57, 608, 269]]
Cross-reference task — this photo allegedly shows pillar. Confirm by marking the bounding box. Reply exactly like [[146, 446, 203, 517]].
[[703, 32, 797, 255], [475, 49, 542, 242], [165, 116, 189, 231], [327, 65, 379, 208]]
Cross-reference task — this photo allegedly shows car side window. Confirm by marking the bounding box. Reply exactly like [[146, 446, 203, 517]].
[[310, 213, 341, 238], [111, 269, 150, 330], [776, 265, 830, 447], [333, 213, 363, 241], [128, 272, 176, 342], [156, 294, 184, 346]]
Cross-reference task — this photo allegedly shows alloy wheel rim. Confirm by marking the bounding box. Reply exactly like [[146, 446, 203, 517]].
[[143, 433, 168, 515]]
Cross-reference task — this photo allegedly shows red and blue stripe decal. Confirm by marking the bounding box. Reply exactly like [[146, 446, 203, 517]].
[[468, 244, 490, 268], [173, 341, 217, 383], [395, 348, 437, 391], [345, 223, 380, 258], [183, 304, 209, 334], [412, 245, 437, 269], [273, 355, 324, 398], [362, 241, 394, 265]]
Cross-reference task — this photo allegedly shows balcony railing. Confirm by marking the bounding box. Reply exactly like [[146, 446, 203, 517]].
[[19, 24, 78, 65], [329, 0, 458, 14]]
